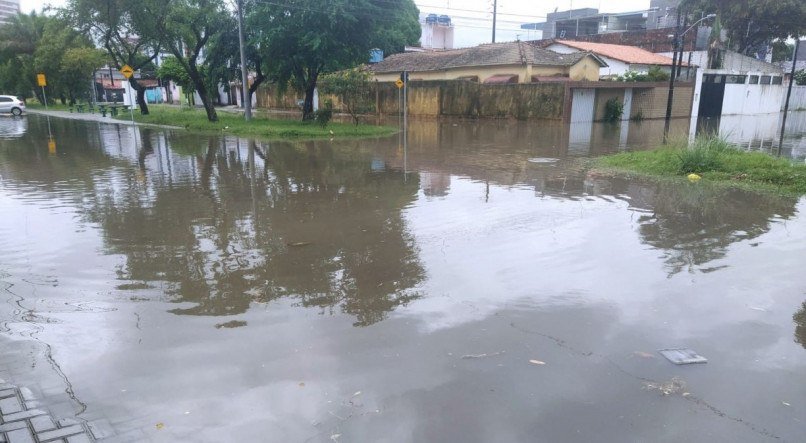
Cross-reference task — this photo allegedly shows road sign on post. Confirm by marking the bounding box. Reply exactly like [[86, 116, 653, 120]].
[[395, 79, 404, 89], [37, 73, 48, 110], [120, 65, 134, 79]]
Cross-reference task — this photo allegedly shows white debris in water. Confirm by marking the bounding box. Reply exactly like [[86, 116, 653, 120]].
[[528, 157, 560, 164]]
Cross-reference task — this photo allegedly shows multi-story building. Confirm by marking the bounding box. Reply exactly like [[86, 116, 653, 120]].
[[0, 0, 20, 25]]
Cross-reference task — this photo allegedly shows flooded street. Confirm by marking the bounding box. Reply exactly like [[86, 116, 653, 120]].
[[1, 113, 806, 442]]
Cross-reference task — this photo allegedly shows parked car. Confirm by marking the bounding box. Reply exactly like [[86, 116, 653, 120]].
[[0, 95, 25, 115]]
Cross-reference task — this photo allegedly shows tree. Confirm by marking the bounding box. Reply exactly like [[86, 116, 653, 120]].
[[60, 47, 107, 103], [66, 0, 165, 114], [253, 0, 420, 120], [0, 12, 49, 100], [151, 0, 232, 122], [771, 41, 795, 63], [157, 56, 194, 105], [795, 70, 806, 86], [681, 0, 806, 55], [319, 67, 373, 125]]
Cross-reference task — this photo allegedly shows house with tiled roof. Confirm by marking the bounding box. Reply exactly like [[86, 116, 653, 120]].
[[369, 41, 607, 84], [543, 40, 683, 78]]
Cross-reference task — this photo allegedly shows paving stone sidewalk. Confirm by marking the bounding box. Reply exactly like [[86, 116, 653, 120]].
[[0, 380, 111, 443]]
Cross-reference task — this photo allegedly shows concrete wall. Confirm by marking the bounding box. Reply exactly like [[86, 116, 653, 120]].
[[723, 81, 785, 115], [630, 84, 694, 120], [786, 86, 806, 111]]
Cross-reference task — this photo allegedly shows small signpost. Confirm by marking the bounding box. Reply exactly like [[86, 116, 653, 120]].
[[120, 65, 136, 138], [37, 73, 48, 110], [394, 79, 404, 89]]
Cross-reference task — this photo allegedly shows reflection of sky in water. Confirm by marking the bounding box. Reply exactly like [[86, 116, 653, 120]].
[[0, 117, 27, 139]]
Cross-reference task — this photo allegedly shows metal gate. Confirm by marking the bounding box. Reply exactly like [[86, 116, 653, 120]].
[[698, 74, 726, 118], [570, 89, 596, 123]]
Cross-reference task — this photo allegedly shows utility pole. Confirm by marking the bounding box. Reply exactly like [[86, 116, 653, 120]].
[[237, 0, 252, 121], [779, 37, 801, 155], [663, 9, 682, 143], [492, 0, 497, 43]]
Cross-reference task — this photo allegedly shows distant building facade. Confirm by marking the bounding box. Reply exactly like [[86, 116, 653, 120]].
[[545, 40, 681, 78], [0, 0, 19, 25], [369, 41, 606, 84]]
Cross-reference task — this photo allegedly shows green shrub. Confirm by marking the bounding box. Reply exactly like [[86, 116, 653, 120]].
[[604, 98, 624, 123], [314, 99, 333, 128]]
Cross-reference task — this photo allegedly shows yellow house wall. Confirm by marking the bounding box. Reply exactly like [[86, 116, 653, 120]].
[[568, 57, 601, 82], [375, 64, 574, 84]]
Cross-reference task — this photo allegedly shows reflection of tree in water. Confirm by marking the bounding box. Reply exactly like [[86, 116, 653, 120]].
[[85, 135, 424, 326], [626, 181, 797, 275], [795, 302, 806, 349]]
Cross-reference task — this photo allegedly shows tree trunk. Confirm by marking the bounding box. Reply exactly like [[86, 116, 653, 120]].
[[198, 88, 218, 122], [128, 79, 150, 114], [302, 80, 317, 121]]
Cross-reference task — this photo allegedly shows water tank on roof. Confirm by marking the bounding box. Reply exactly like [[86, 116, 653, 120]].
[[426, 13, 438, 25], [369, 48, 383, 64], [438, 15, 451, 26]]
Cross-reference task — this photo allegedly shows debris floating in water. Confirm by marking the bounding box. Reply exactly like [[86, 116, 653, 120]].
[[643, 377, 687, 396], [658, 348, 708, 365], [528, 359, 546, 366], [461, 351, 505, 359], [528, 158, 559, 164]]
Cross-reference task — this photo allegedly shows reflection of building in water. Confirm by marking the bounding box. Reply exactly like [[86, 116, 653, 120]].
[[419, 171, 451, 197]]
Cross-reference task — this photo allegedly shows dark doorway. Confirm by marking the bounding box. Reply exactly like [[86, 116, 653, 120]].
[[698, 74, 726, 118]]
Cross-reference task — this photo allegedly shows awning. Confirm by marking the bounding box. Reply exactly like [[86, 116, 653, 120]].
[[483, 74, 518, 84]]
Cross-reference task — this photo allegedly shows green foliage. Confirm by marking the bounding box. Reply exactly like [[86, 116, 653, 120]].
[[680, 0, 806, 55], [116, 105, 396, 139], [313, 100, 334, 128], [0, 12, 103, 105], [614, 67, 670, 82], [253, 0, 421, 120], [600, 135, 806, 195], [603, 98, 624, 123], [795, 70, 806, 86], [771, 41, 795, 63], [319, 68, 373, 125], [157, 57, 193, 91]]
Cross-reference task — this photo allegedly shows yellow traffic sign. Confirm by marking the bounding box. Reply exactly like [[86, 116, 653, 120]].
[[120, 65, 134, 79], [37, 73, 46, 87], [395, 79, 404, 89], [48, 138, 56, 154]]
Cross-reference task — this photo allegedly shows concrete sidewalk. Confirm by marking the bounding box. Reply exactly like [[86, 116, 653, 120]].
[[26, 109, 181, 130]]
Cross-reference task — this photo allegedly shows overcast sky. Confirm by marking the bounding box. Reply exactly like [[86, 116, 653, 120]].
[[21, 0, 654, 47]]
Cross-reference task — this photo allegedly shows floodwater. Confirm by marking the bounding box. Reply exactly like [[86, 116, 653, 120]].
[[0, 113, 805, 442]]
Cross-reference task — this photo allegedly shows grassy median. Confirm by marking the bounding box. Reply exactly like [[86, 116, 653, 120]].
[[598, 136, 806, 195], [117, 105, 396, 140]]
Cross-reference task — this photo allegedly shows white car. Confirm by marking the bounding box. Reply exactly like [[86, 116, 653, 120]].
[[0, 95, 25, 115]]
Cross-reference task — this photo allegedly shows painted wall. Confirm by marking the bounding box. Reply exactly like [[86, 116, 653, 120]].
[[723, 81, 785, 115]]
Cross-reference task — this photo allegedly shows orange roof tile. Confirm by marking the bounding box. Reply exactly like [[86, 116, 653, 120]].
[[556, 40, 685, 67]]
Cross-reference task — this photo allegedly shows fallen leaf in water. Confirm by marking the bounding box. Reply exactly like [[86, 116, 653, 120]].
[[633, 351, 655, 359], [529, 359, 546, 365], [156, 422, 165, 430]]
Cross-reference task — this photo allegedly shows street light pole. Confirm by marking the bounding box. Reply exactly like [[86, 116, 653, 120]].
[[779, 37, 801, 155], [237, 0, 252, 121], [663, 10, 682, 143], [492, 0, 497, 43]]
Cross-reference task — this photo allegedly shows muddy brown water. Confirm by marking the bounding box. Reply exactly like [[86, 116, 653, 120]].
[[0, 114, 805, 442]]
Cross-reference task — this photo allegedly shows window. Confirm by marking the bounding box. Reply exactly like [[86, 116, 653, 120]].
[[0, 97, 11, 102], [760, 75, 771, 85], [712, 75, 723, 84], [725, 75, 747, 84], [749, 75, 759, 84], [771, 76, 783, 85]]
